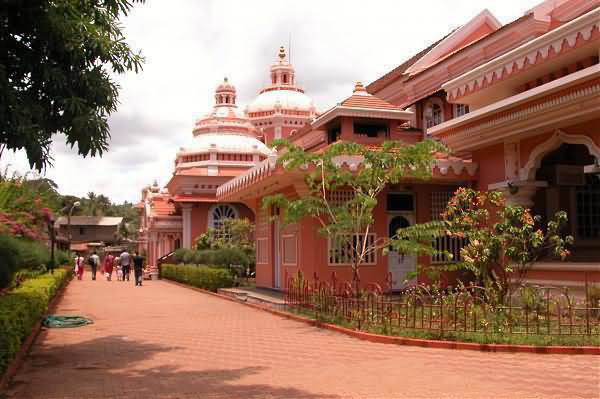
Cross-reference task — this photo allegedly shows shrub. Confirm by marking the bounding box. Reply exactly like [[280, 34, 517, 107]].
[[0, 234, 52, 289], [182, 250, 196, 264], [0, 268, 69, 373], [161, 264, 234, 292], [173, 248, 190, 264]]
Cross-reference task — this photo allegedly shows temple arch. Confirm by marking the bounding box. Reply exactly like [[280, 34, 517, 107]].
[[520, 129, 600, 181]]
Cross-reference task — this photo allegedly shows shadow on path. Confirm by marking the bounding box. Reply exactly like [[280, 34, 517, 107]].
[[4, 334, 338, 399]]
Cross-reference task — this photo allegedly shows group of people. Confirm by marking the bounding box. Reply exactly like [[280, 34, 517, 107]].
[[74, 250, 146, 286]]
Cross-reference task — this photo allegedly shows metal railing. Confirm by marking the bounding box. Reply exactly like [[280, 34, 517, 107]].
[[284, 271, 600, 338]]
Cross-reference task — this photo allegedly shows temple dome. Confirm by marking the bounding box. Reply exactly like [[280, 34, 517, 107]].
[[246, 89, 315, 113], [245, 46, 317, 116]]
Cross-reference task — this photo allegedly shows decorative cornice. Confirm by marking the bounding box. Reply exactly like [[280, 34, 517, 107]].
[[445, 8, 600, 101], [216, 155, 279, 198], [434, 78, 600, 148]]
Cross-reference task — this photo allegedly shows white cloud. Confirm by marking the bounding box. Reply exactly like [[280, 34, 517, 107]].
[[1, 0, 541, 203]]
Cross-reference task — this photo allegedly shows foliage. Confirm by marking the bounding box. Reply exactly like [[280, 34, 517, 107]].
[[172, 247, 252, 278], [195, 218, 255, 262], [161, 264, 234, 292], [263, 139, 447, 281], [434, 188, 572, 302], [173, 248, 191, 264], [0, 269, 70, 373], [1, 0, 145, 170], [0, 234, 53, 289], [0, 174, 55, 241]]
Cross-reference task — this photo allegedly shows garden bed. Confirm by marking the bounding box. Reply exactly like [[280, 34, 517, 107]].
[[0, 268, 71, 380]]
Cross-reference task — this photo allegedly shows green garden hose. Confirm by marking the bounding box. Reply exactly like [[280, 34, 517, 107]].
[[42, 316, 94, 328]]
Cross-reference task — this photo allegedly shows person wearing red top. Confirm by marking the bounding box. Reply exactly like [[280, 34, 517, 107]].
[[104, 253, 114, 281]]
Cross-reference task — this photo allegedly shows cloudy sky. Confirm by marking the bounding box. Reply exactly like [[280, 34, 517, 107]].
[[2, 0, 542, 204]]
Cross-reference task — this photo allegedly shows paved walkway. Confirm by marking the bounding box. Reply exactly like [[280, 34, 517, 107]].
[[5, 278, 599, 399]]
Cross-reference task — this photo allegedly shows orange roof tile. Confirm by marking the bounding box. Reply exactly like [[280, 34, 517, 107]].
[[151, 197, 177, 217], [340, 82, 399, 110]]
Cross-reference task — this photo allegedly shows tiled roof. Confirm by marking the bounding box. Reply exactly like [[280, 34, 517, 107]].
[[150, 197, 177, 217], [340, 81, 399, 110], [367, 30, 456, 93], [56, 216, 123, 226]]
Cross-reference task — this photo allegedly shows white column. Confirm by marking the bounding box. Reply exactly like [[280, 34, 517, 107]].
[[182, 204, 193, 249]]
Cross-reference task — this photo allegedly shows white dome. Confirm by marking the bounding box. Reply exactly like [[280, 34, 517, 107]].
[[180, 133, 273, 157], [246, 89, 314, 113]]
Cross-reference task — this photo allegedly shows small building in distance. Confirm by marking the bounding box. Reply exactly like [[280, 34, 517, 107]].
[[55, 216, 123, 252]]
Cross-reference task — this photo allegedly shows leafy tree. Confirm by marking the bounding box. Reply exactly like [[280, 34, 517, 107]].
[[430, 188, 573, 302], [0, 0, 145, 170], [263, 139, 448, 286]]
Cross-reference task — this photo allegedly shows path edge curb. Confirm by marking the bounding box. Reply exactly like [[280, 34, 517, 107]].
[[163, 279, 600, 356], [0, 272, 73, 392]]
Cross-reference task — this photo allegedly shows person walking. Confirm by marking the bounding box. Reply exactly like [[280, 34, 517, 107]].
[[133, 251, 144, 286], [89, 251, 100, 281], [75, 253, 85, 280], [120, 250, 131, 282], [104, 252, 114, 281]]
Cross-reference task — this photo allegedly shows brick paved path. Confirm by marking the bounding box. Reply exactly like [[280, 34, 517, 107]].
[[5, 278, 599, 399]]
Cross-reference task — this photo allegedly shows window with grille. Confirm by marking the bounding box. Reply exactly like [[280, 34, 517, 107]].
[[328, 234, 376, 265], [282, 235, 297, 264], [431, 191, 465, 264], [256, 238, 268, 264], [575, 175, 600, 240], [327, 189, 354, 206], [209, 204, 238, 236], [426, 104, 443, 128], [454, 104, 470, 117]]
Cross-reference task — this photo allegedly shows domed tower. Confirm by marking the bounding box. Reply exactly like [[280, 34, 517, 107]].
[[246, 46, 317, 145], [174, 77, 273, 178]]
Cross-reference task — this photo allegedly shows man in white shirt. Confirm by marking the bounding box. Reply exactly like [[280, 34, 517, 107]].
[[89, 251, 100, 281], [120, 251, 131, 282]]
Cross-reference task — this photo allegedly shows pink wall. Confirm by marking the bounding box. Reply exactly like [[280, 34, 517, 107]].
[[472, 143, 505, 189], [256, 183, 464, 290]]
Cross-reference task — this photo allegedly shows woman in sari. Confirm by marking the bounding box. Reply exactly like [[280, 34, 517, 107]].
[[104, 253, 114, 281], [75, 253, 85, 280]]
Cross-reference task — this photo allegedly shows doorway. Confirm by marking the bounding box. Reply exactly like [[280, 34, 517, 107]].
[[387, 215, 416, 290]]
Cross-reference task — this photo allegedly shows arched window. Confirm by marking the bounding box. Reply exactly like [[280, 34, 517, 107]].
[[423, 96, 445, 130], [208, 204, 238, 230]]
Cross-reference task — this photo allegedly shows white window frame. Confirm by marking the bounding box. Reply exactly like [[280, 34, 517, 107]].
[[207, 204, 239, 231], [453, 103, 470, 118]]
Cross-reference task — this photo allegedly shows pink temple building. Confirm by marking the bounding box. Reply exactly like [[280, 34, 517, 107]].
[[138, 48, 315, 265], [141, 0, 599, 291]]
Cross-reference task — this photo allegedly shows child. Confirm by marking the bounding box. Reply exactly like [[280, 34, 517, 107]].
[[116, 257, 123, 281]]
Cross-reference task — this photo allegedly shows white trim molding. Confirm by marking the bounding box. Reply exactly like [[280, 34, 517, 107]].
[[520, 129, 600, 180], [443, 7, 600, 101]]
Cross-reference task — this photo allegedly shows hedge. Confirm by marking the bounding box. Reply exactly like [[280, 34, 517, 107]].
[[0, 268, 70, 373], [161, 264, 234, 292]]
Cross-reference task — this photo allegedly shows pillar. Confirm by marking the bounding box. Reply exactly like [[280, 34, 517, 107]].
[[488, 180, 548, 208], [182, 204, 193, 249]]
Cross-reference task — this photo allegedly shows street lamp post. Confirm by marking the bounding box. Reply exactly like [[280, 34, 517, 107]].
[[66, 201, 81, 252]]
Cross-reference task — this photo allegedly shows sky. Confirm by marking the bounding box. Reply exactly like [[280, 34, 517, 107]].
[[2, 0, 542, 204]]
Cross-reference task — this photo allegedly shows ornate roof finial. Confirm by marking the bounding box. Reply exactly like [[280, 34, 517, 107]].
[[223, 77, 228, 83], [353, 81, 369, 95], [278, 46, 286, 61]]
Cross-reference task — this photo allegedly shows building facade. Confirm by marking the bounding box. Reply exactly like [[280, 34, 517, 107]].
[[217, 0, 599, 291], [138, 48, 316, 265]]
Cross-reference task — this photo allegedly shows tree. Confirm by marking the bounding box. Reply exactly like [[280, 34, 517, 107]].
[[434, 188, 572, 302], [263, 139, 448, 287], [0, 0, 145, 170]]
